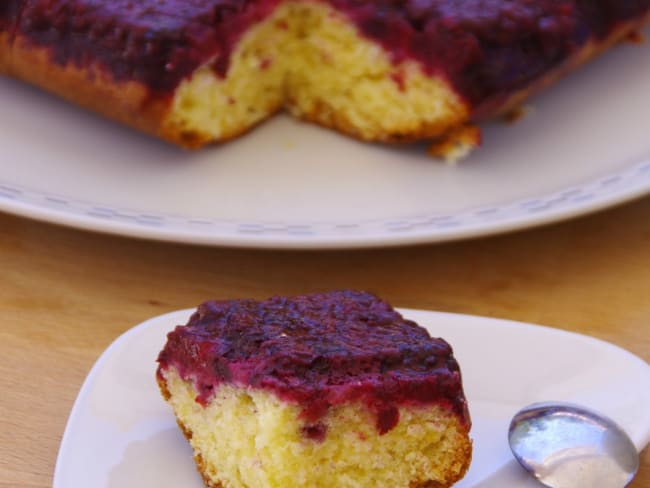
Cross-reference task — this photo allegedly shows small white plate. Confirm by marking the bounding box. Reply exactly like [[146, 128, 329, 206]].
[[53, 308, 650, 488], [2, 28, 650, 249]]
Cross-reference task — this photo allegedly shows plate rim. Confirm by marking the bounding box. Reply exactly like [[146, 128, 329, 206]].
[[2, 156, 649, 249]]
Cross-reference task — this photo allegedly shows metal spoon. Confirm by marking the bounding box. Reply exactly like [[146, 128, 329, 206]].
[[508, 402, 639, 488]]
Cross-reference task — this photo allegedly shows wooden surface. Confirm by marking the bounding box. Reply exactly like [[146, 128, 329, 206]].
[[1, 196, 649, 488]]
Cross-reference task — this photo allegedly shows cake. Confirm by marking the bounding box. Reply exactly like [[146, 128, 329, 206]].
[[1, 1, 649, 158], [156, 290, 472, 487]]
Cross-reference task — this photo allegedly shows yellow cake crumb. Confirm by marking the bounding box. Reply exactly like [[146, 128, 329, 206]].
[[163, 1, 469, 154], [159, 367, 472, 488]]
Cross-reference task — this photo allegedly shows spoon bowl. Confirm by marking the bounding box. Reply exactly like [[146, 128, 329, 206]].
[[508, 402, 639, 488]]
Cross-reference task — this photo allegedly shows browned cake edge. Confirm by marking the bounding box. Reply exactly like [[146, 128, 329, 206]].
[[156, 374, 470, 488], [0, 34, 242, 148], [0, 32, 10, 73], [286, 93, 470, 146], [473, 12, 650, 120], [0, 35, 176, 143]]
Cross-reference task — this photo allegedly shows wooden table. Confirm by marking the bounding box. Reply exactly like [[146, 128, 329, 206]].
[[1, 196, 649, 488]]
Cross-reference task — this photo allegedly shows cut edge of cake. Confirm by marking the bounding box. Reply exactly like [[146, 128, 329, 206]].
[[158, 366, 472, 488]]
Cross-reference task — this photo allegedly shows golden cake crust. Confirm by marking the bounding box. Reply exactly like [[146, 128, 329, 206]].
[[157, 376, 219, 488], [290, 95, 468, 145], [0, 32, 10, 73], [3, 35, 172, 142]]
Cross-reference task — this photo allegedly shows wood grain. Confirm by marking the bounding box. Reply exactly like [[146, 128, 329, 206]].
[[1, 196, 649, 487]]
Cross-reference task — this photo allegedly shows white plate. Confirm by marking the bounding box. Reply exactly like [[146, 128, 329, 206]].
[[53, 308, 650, 488], [2, 29, 650, 249]]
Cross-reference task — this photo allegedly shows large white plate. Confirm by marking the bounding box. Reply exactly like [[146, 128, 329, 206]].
[[2, 30, 650, 249], [53, 308, 650, 488]]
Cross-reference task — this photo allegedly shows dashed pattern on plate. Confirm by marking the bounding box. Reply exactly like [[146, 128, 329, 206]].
[[0, 157, 648, 247]]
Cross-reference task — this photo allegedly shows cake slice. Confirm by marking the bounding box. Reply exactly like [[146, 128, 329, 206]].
[[1, 1, 649, 158], [156, 290, 471, 488]]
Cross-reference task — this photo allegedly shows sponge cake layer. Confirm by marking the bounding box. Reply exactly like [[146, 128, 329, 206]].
[[158, 366, 472, 488]]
